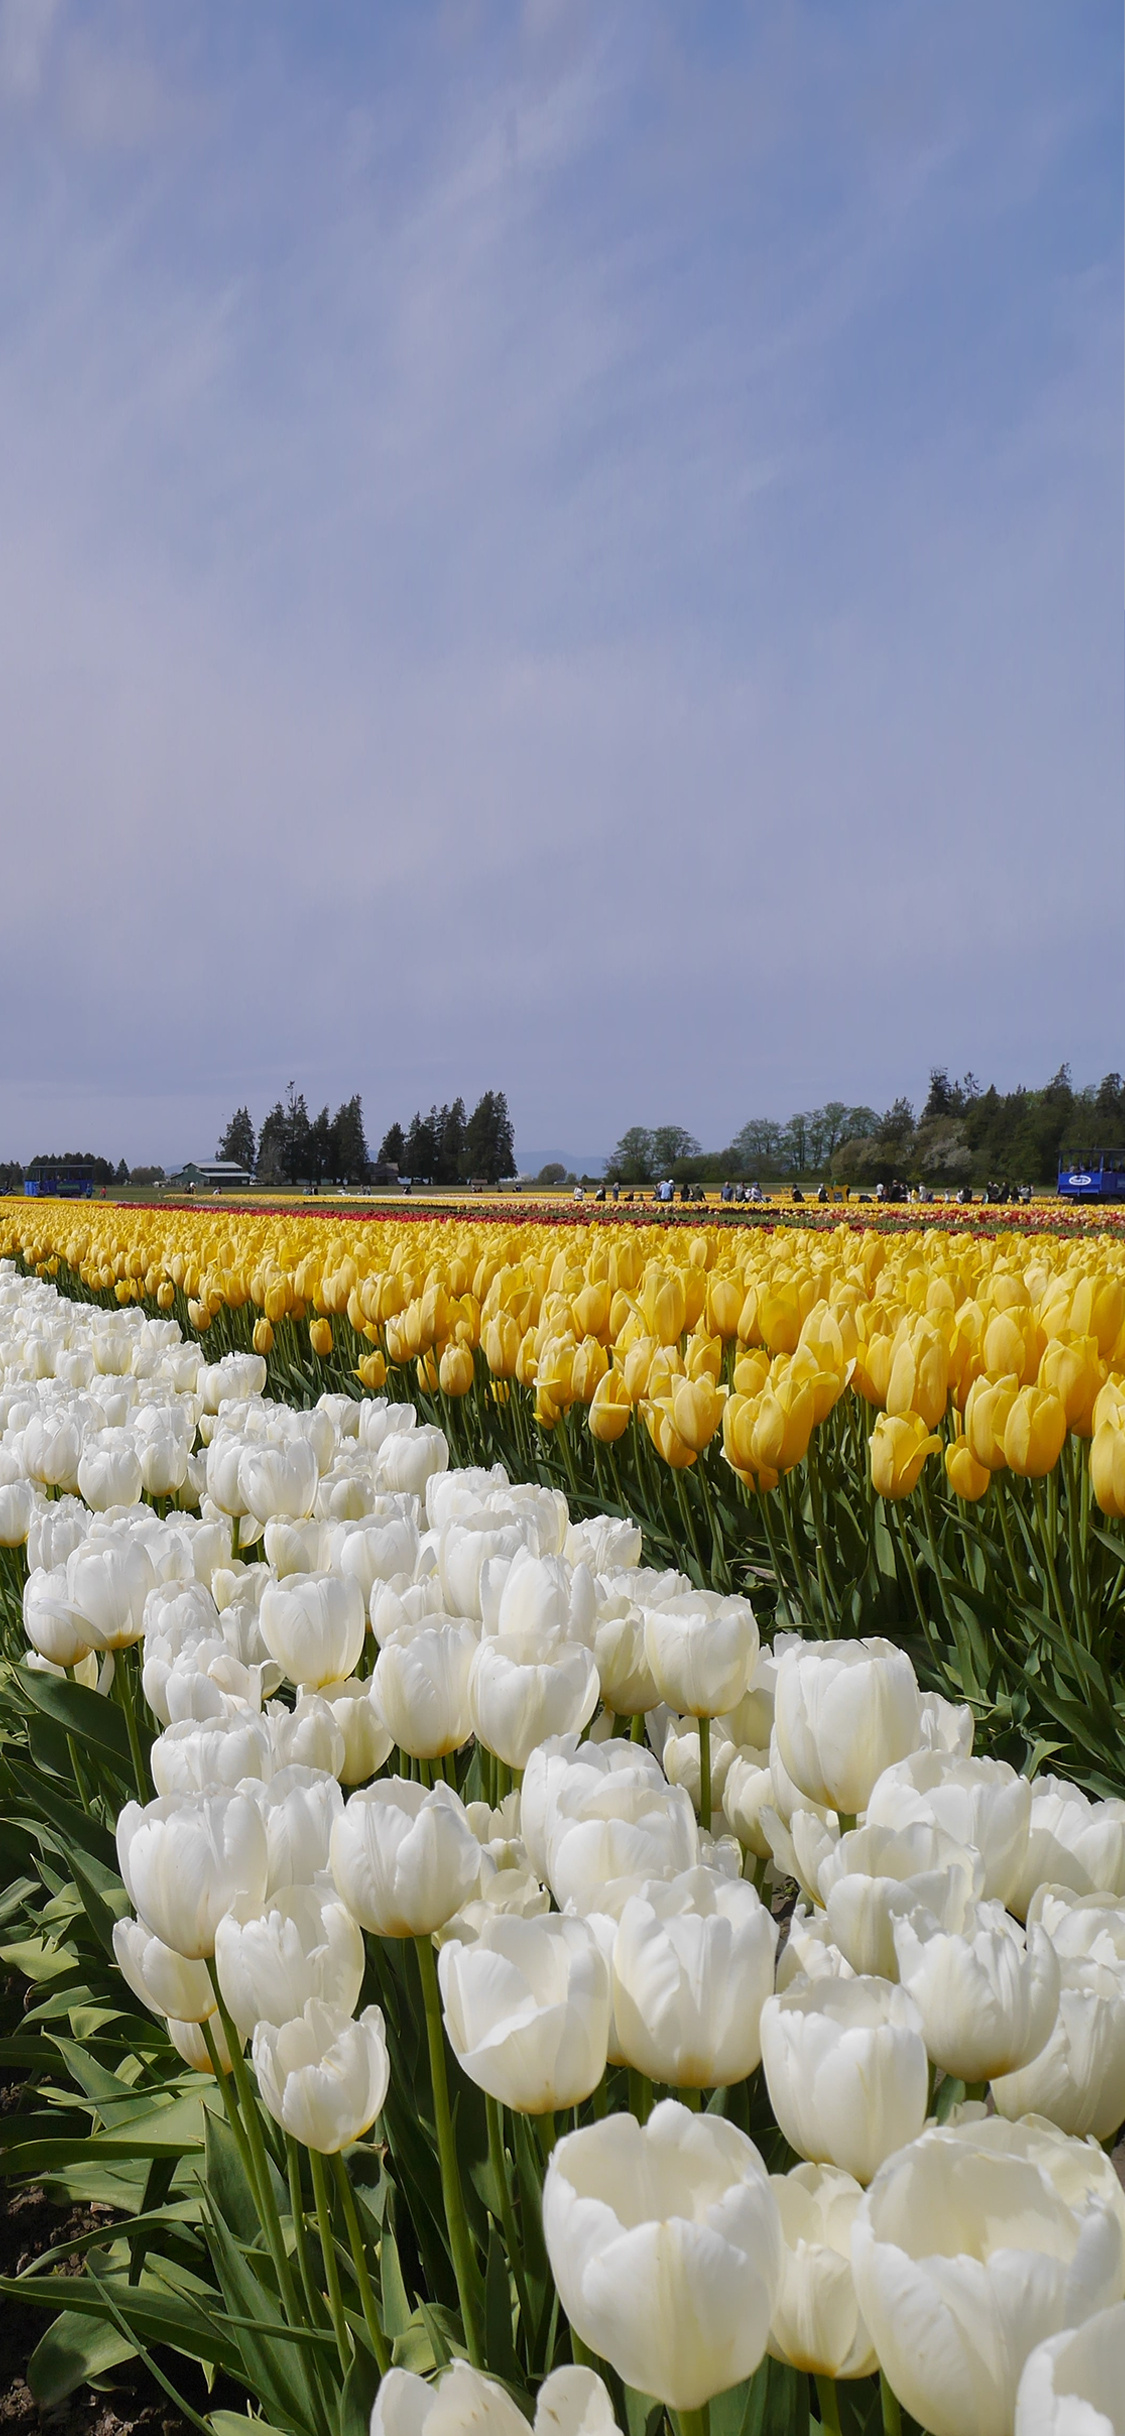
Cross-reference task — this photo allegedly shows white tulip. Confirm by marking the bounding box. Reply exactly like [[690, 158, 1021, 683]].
[[112, 1916, 217, 2023], [567, 1515, 643, 1573], [317, 1676, 393, 1784], [815, 1818, 982, 1979], [150, 1711, 274, 1797], [767, 2162, 877, 2380], [773, 1637, 921, 1817], [542, 2102, 782, 2410], [373, 1425, 448, 1496], [1008, 1777, 1125, 1919], [336, 1516, 420, 1609], [469, 1630, 599, 1771], [117, 1791, 269, 1959], [611, 1866, 777, 2087], [214, 1881, 365, 2040], [642, 1589, 759, 1718], [760, 1975, 929, 2185], [258, 1571, 365, 1691], [521, 1734, 665, 1879], [439, 1516, 528, 1620], [776, 1904, 856, 1992], [721, 1745, 774, 1859], [483, 1548, 596, 1648], [893, 1898, 1060, 2083], [267, 1693, 347, 1778], [371, 2362, 621, 2436], [992, 1956, 1125, 2140], [23, 1565, 92, 1667], [1030, 1886, 1125, 1975], [252, 1999, 389, 2153], [1015, 2302, 1125, 2436], [852, 2120, 1125, 2436], [67, 1536, 156, 1650], [247, 1765, 344, 1893], [263, 1518, 330, 1578], [438, 1912, 610, 2113], [330, 1779, 480, 1938], [865, 1748, 1032, 1905], [372, 1622, 478, 1758]]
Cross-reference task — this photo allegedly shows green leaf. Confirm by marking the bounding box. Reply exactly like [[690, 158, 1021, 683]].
[[210, 2417, 293, 2436], [378, 2216, 412, 2337], [19, 1665, 135, 1770], [203, 2105, 261, 2245], [484, 2223, 519, 2386], [8, 1756, 118, 1868], [202, 2196, 323, 2434], [0, 2274, 245, 2382], [26, 2308, 136, 2407], [335, 2346, 380, 2436]]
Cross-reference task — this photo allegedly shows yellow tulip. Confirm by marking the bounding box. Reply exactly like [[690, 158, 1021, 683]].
[[667, 1375, 727, 1453], [684, 1328, 723, 1385], [571, 1280, 610, 1341], [964, 1374, 1019, 1472], [885, 1321, 950, 1432], [945, 1436, 991, 1501], [639, 1266, 686, 1346], [733, 1347, 770, 1397], [706, 1274, 744, 1339], [309, 1317, 333, 1358], [1036, 1336, 1105, 1437], [1090, 1416, 1125, 1517], [982, 1308, 1042, 1386], [482, 1310, 521, 1378], [356, 1351, 387, 1391], [870, 1412, 942, 1499], [439, 1342, 475, 1396], [570, 1336, 609, 1403], [416, 1350, 439, 1392], [588, 1369, 633, 1443], [850, 1331, 896, 1408], [1000, 1384, 1067, 1478], [640, 1398, 697, 1470], [253, 1318, 274, 1356]]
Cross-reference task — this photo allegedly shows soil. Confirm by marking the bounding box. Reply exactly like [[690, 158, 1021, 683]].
[[0, 2181, 205, 2435]]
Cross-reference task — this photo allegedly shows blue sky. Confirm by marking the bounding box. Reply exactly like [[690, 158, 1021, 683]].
[[0, 0, 1119, 1166]]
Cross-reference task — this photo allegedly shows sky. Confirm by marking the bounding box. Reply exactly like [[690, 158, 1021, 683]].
[[0, 0, 1120, 1171]]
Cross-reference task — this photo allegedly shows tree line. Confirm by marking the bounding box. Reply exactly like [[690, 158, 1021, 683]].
[[606, 1068, 1125, 1189], [216, 1084, 516, 1186], [376, 1092, 516, 1186]]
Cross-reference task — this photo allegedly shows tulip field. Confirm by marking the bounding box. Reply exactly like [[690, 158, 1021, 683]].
[[0, 1204, 1124, 2436]]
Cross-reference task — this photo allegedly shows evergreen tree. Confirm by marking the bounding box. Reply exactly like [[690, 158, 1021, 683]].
[[464, 1091, 516, 1183], [378, 1122, 406, 1168], [403, 1110, 437, 1179], [330, 1095, 369, 1182], [217, 1106, 256, 1170], [307, 1106, 333, 1183]]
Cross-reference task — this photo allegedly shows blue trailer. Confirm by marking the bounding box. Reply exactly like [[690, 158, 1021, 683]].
[[1057, 1148, 1125, 1202]]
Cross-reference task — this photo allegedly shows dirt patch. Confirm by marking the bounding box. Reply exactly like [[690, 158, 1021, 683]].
[[0, 2184, 229, 2435]]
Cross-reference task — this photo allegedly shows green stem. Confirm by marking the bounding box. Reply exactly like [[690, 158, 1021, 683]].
[[674, 2411, 709, 2436], [879, 2369, 902, 2434], [414, 1934, 483, 2366], [206, 1962, 301, 2324], [310, 2148, 352, 2373], [333, 2151, 391, 2374], [697, 1714, 712, 1836], [627, 2068, 652, 2124], [815, 2377, 843, 2434], [116, 1648, 149, 1800], [486, 2096, 531, 2339]]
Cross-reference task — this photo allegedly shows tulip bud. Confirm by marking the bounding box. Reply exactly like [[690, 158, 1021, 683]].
[[438, 1342, 474, 1396], [852, 2120, 1125, 2436], [611, 1865, 777, 2086], [642, 1588, 759, 1718], [766, 2163, 877, 2380], [869, 1411, 942, 1499], [760, 1975, 929, 2185], [252, 1998, 389, 2151], [542, 2103, 782, 2409], [330, 1779, 481, 1937], [892, 1897, 1060, 2083], [438, 1912, 611, 2113], [945, 1435, 991, 1500], [774, 1637, 921, 1818], [1002, 1385, 1067, 1479], [1015, 2302, 1125, 2436], [1090, 1416, 1125, 1518]]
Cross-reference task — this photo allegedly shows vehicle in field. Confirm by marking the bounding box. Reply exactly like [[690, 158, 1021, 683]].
[[1057, 1148, 1125, 1201]]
